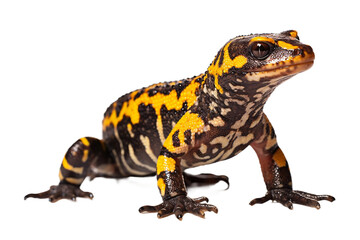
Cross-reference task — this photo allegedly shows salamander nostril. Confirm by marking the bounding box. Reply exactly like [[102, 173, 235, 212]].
[[301, 45, 314, 55], [293, 48, 302, 56]]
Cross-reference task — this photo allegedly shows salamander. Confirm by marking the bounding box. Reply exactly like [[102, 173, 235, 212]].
[[25, 30, 335, 220]]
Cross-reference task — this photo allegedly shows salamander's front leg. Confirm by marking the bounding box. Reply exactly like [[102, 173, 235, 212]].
[[139, 152, 218, 220], [250, 116, 335, 209], [139, 112, 218, 220]]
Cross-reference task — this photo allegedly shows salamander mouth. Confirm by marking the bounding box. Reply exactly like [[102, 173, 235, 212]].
[[255, 60, 314, 72], [244, 60, 314, 81]]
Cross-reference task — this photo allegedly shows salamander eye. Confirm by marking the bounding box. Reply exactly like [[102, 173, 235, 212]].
[[250, 42, 272, 60]]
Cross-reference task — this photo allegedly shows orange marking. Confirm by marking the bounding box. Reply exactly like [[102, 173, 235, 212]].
[[82, 150, 89, 162], [102, 77, 202, 130], [163, 112, 205, 153], [273, 148, 287, 167], [277, 41, 299, 50], [157, 155, 176, 175], [208, 41, 247, 94], [157, 178, 166, 196], [65, 177, 83, 185], [290, 31, 298, 38], [80, 137, 90, 147], [62, 157, 84, 174], [59, 170, 64, 181], [249, 37, 275, 44]]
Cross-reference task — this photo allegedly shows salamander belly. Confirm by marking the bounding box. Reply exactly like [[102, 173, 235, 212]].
[[102, 77, 203, 176], [181, 128, 254, 169], [103, 115, 164, 177]]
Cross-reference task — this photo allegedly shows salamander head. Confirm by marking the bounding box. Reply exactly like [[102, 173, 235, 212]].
[[206, 30, 315, 94]]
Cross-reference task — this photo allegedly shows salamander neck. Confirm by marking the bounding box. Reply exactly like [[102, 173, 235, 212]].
[[199, 73, 288, 122]]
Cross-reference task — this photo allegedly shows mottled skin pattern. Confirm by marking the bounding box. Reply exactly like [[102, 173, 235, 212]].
[[25, 30, 335, 220]]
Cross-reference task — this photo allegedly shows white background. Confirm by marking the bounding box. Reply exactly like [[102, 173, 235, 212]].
[[1, 0, 359, 239]]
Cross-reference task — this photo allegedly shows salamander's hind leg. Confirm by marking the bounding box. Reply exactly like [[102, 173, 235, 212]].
[[25, 137, 113, 202], [183, 172, 229, 189]]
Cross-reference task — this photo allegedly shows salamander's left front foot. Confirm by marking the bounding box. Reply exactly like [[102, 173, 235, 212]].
[[139, 195, 218, 220], [249, 189, 335, 209]]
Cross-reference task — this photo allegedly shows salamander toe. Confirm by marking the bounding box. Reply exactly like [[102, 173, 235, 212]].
[[249, 188, 335, 209], [139, 195, 218, 220], [25, 183, 93, 202]]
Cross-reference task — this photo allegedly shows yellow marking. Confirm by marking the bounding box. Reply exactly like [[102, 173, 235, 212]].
[[163, 112, 205, 153], [193, 151, 211, 161], [114, 128, 150, 176], [220, 133, 254, 160], [209, 116, 225, 127], [157, 155, 176, 175], [82, 150, 89, 162], [59, 170, 64, 181], [210, 131, 235, 149], [127, 123, 135, 138], [128, 144, 156, 172], [102, 76, 202, 131], [214, 77, 223, 94], [262, 115, 278, 150], [140, 135, 158, 164], [62, 157, 84, 174], [146, 81, 177, 90], [65, 177, 83, 185], [190, 149, 225, 168], [157, 178, 166, 196], [290, 31, 298, 38], [199, 143, 207, 154], [231, 102, 254, 129], [249, 37, 275, 44], [80, 137, 90, 147], [277, 41, 299, 50], [287, 49, 314, 66], [208, 41, 248, 94], [250, 114, 263, 128], [273, 148, 287, 167], [156, 117, 166, 143], [265, 136, 277, 150]]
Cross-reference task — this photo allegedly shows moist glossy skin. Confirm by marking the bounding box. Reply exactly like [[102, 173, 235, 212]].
[[25, 30, 335, 220]]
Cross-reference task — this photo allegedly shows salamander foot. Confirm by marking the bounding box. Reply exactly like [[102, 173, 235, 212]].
[[249, 189, 335, 209], [183, 172, 230, 189], [24, 183, 94, 202], [139, 195, 218, 220]]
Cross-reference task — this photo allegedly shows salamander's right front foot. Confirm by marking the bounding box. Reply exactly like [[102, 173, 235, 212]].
[[24, 183, 93, 202]]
